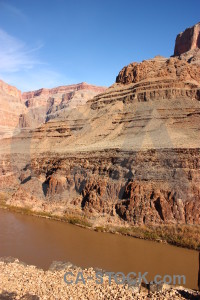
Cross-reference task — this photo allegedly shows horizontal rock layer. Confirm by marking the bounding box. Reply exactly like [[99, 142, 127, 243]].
[[0, 147, 199, 226]]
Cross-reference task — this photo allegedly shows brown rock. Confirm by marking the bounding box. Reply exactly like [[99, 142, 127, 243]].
[[174, 22, 200, 56], [116, 56, 200, 85]]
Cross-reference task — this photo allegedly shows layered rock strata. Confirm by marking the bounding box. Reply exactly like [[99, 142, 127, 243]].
[[0, 81, 106, 137], [21, 82, 106, 127]]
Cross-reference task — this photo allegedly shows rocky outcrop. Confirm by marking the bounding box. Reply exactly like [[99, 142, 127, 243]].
[[174, 22, 200, 56], [115, 55, 200, 86], [179, 48, 200, 65]]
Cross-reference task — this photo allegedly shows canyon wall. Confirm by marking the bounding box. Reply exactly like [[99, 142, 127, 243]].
[[0, 23, 200, 227]]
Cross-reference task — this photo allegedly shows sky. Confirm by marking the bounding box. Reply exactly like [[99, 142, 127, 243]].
[[0, 0, 199, 91]]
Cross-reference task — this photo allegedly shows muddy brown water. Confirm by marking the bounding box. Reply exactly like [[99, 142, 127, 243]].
[[0, 209, 198, 289]]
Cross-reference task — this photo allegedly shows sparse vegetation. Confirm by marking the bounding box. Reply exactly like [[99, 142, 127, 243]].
[[109, 224, 200, 250], [94, 226, 106, 232], [0, 202, 92, 228], [86, 223, 200, 250], [64, 215, 92, 227], [0, 192, 9, 204]]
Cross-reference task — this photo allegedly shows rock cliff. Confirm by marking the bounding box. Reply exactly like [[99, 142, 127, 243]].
[[174, 22, 200, 56]]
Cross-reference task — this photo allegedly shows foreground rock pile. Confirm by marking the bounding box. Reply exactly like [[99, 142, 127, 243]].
[[0, 259, 199, 300]]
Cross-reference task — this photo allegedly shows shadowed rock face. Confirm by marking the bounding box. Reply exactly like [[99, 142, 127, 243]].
[[174, 22, 200, 56], [0, 24, 200, 227]]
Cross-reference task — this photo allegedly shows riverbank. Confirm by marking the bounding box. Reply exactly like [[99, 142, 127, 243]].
[[0, 200, 200, 251], [0, 258, 199, 300]]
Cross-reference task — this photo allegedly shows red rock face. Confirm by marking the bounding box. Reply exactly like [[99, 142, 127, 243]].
[[174, 22, 200, 56], [22, 82, 106, 100]]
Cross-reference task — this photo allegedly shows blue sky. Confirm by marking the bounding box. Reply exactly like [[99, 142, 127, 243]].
[[0, 0, 199, 91]]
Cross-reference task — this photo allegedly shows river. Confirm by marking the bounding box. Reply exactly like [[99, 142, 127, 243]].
[[0, 209, 198, 289]]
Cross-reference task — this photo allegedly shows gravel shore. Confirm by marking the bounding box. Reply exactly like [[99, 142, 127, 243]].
[[0, 258, 199, 300]]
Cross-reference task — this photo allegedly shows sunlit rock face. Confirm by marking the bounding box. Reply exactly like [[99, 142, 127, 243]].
[[174, 22, 200, 56]]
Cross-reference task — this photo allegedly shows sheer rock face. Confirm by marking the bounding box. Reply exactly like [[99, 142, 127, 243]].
[[0, 24, 200, 227], [174, 22, 200, 56]]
